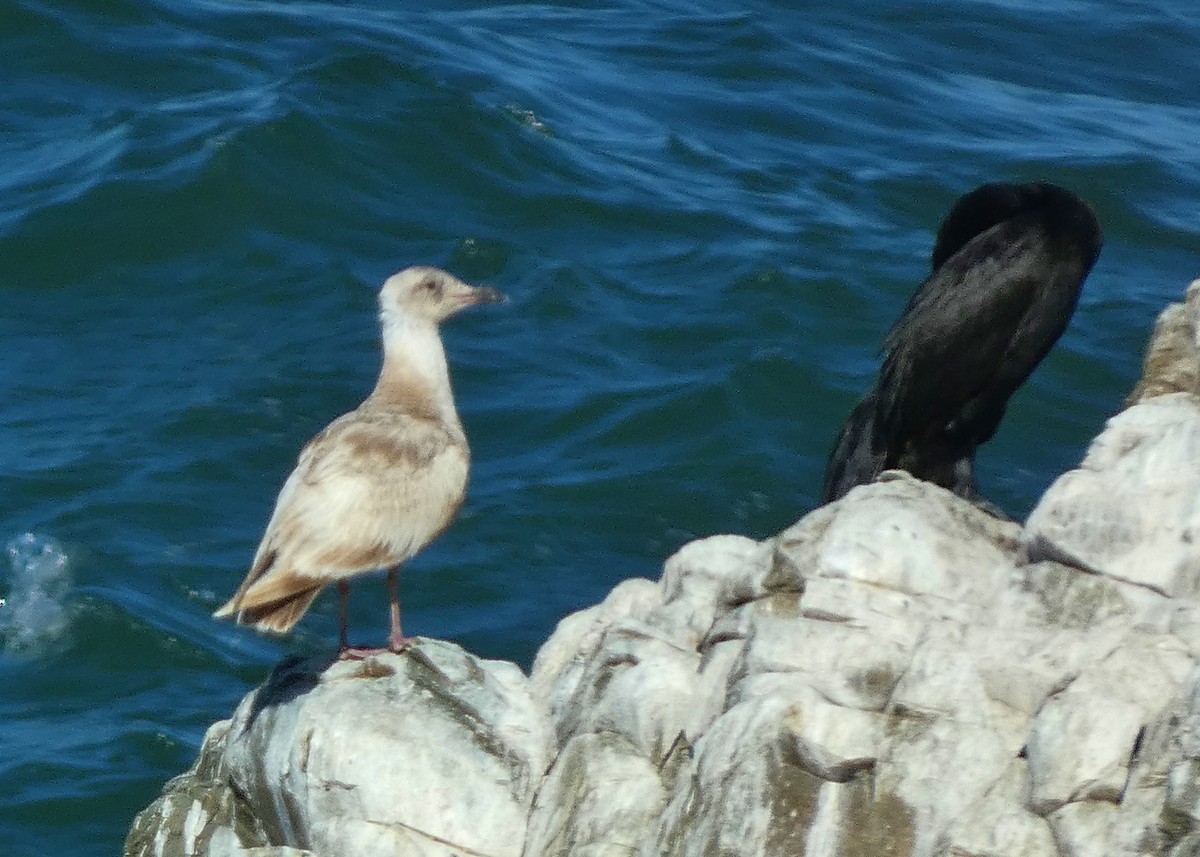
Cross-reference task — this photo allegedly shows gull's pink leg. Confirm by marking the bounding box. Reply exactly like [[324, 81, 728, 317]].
[[388, 567, 413, 652], [338, 578, 350, 652], [338, 580, 383, 660], [337, 571, 411, 660]]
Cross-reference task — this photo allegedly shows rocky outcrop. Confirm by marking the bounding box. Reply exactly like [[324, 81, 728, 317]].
[[127, 283, 1200, 857], [126, 641, 552, 857], [1127, 280, 1200, 405]]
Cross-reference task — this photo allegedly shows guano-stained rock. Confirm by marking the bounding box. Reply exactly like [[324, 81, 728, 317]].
[[127, 639, 552, 857], [128, 282, 1200, 857]]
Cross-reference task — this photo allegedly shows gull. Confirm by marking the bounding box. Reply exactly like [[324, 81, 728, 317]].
[[214, 266, 504, 657]]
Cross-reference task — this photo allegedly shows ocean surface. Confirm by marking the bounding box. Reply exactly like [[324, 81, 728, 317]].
[[1, 0, 1198, 852]]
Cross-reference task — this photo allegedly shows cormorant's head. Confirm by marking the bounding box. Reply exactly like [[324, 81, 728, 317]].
[[929, 182, 1101, 272]]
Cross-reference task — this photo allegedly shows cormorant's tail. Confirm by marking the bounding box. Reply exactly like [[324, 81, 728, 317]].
[[820, 393, 886, 504]]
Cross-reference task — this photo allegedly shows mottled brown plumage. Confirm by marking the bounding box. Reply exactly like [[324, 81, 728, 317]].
[[213, 266, 504, 654]]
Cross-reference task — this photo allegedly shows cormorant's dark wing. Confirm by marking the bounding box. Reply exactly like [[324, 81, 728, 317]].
[[874, 215, 1083, 451]]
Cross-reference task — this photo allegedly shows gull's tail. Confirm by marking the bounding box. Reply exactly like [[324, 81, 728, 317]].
[[213, 551, 323, 634]]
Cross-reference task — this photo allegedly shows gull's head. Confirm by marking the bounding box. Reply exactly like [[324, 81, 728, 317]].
[[379, 266, 506, 329]]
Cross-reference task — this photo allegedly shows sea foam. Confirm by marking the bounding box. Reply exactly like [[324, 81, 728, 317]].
[[2, 533, 71, 654]]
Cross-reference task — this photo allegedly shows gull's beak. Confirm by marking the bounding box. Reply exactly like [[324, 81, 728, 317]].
[[454, 283, 507, 308]]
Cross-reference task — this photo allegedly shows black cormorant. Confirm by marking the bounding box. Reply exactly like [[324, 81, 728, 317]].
[[821, 181, 1103, 511]]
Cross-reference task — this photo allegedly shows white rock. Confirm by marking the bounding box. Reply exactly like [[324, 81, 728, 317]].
[[133, 640, 552, 857], [653, 534, 774, 642], [797, 774, 917, 857], [729, 608, 915, 712], [1026, 394, 1200, 597], [127, 285, 1200, 857], [522, 732, 666, 857], [641, 696, 862, 857], [685, 638, 742, 739], [1026, 635, 1194, 821], [790, 473, 1023, 606], [237, 642, 549, 857], [937, 759, 1057, 857], [1048, 801, 1120, 857], [780, 686, 886, 781], [530, 577, 661, 739], [548, 618, 700, 762], [878, 715, 1022, 854], [1126, 279, 1200, 405], [1026, 690, 1144, 812]]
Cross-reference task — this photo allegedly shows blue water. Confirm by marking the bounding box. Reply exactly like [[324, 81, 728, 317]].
[[2, 0, 1198, 852]]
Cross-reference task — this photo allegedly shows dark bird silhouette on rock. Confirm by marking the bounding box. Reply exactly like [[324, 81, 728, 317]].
[[821, 181, 1103, 513]]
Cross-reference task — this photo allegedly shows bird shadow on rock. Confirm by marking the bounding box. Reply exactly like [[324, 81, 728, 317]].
[[243, 652, 337, 728]]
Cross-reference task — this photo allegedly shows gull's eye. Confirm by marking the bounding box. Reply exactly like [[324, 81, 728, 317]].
[[421, 278, 441, 297]]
